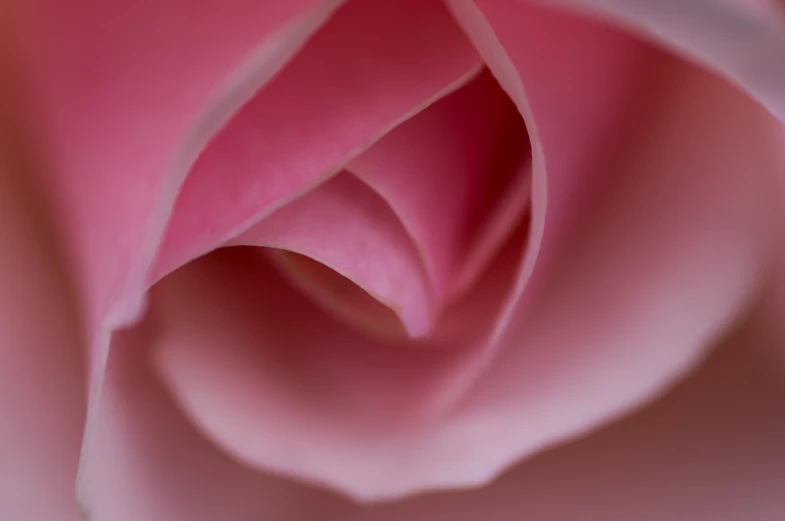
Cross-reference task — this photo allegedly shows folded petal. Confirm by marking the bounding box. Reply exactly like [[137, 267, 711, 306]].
[[152, 0, 483, 284], [353, 305, 785, 521], [0, 81, 86, 519], [445, 0, 785, 492], [11, 0, 358, 509], [229, 173, 434, 338], [347, 69, 530, 301], [78, 256, 785, 521]]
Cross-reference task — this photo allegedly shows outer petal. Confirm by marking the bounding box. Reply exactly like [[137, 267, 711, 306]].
[[0, 54, 86, 518], [71, 324, 344, 521], [349, 302, 785, 521], [442, 0, 784, 492], [349, 304, 785, 521], [532, 0, 785, 122], [76, 269, 785, 521], [10, 0, 343, 372]]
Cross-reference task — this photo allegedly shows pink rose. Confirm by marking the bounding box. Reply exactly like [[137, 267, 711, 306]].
[[1, 0, 784, 519]]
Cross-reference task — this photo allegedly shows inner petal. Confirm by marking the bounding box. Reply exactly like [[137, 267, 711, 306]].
[[228, 173, 433, 338], [270, 252, 408, 341], [150, 0, 482, 284], [348, 69, 531, 301]]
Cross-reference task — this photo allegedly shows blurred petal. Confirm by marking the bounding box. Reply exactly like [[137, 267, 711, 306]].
[[0, 173, 86, 521], [342, 298, 785, 521], [152, 0, 483, 284], [532, 0, 785, 122], [79, 261, 785, 521], [11, 0, 342, 369], [0, 54, 86, 518]]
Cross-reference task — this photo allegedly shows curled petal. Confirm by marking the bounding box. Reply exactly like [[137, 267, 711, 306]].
[[347, 69, 530, 301], [230, 173, 435, 338], [76, 262, 785, 520], [533, 0, 785, 122], [445, 0, 784, 494], [153, 0, 483, 284]]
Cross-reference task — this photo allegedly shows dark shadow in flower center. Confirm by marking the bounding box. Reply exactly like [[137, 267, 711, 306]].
[[269, 67, 532, 344]]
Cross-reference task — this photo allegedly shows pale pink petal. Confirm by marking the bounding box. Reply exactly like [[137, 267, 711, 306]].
[[229, 173, 435, 338], [79, 269, 785, 520], [350, 308, 785, 521], [152, 0, 483, 284], [74, 323, 343, 521], [0, 124, 86, 519], [532, 0, 785, 122], [147, 3, 784, 502], [347, 69, 530, 300]]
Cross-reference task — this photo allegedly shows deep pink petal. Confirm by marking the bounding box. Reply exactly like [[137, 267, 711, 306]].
[[353, 310, 785, 521], [351, 311, 785, 521], [229, 173, 434, 338], [10, 0, 342, 370], [347, 69, 530, 300], [152, 0, 483, 284]]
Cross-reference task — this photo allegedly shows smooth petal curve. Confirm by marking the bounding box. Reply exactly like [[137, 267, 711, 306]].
[[74, 324, 346, 521], [445, 0, 784, 492], [345, 306, 785, 521], [0, 84, 86, 518], [532, 0, 785, 122], [10, 0, 342, 368], [79, 268, 785, 520], [14, 0, 350, 507], [151, 0, 483, 284], [229, 173, 435, 338], [0, 178, 86, 521]]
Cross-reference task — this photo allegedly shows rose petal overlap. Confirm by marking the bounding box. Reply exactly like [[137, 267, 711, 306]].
[[0, 0, 784, 517]]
